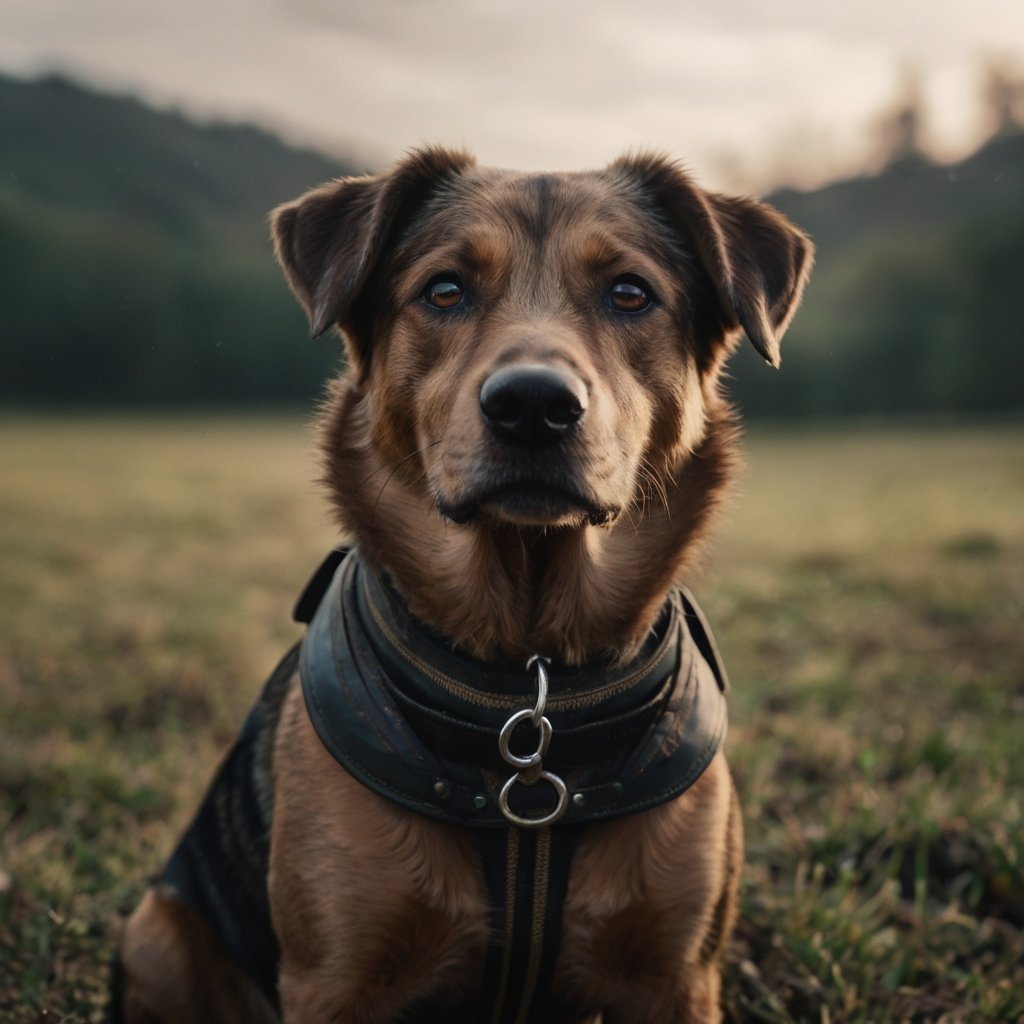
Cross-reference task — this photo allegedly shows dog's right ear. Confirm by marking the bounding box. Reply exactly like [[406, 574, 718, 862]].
[[271, 147, 475, 362]]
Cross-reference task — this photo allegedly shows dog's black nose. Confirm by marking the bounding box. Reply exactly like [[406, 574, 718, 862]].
[[480, 364, 588, 446]]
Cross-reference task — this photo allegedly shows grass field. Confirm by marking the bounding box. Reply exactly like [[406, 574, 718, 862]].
[[1, 414, 1022, 1023]]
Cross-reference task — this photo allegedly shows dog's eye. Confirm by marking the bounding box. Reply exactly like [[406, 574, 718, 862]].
[[424, 276, 465, 310], [609, 276, 653, 313]]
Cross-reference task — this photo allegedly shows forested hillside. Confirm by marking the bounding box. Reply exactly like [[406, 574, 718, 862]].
[[733, 132, 1024, 416], [2, 72, 1022, 416], [0, 73, 352, 405]]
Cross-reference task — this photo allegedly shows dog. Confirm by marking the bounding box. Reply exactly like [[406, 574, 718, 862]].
[[114, 146, 812, 1023]]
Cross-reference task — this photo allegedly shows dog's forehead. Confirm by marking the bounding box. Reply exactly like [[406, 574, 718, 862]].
[[404, 166, 668, 265], [457, 168, 615, 224]]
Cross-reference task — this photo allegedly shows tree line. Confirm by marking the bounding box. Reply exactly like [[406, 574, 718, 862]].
[[2, 72, 1022, 418]]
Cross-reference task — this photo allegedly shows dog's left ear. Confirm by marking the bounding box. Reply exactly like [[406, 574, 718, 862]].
[[612, 155, 813, 367], [271, 146, 476, 365]]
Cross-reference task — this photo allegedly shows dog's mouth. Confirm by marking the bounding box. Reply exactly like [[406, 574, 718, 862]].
[[439, 482, 617, 528]]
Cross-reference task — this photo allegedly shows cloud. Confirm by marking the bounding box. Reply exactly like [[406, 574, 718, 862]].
[[0, 0, 1021, 189]]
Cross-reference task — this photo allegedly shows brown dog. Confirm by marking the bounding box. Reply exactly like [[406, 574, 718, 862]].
[[115, 147, 811, 1023]]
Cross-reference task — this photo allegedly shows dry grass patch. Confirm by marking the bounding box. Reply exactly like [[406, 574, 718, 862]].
[[1, 415, 1021, 1022]]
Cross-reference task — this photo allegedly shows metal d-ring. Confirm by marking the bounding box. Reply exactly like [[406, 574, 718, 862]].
[[498, 770, 569, 829]]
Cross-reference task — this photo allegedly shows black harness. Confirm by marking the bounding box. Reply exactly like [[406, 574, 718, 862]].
[[154, 548, 730, 1021]]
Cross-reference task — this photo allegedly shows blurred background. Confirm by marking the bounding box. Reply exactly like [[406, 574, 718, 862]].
[[1, 3, 1022, 1022], [1, 0, 1023, 415]]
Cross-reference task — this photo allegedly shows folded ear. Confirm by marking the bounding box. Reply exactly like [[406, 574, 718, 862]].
[[270, 146, 476, 359], [701, 191, 814, 367], [611, 154, 813, 367]]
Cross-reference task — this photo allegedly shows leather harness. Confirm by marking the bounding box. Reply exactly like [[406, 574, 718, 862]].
[[154, 548, 730, 1021]]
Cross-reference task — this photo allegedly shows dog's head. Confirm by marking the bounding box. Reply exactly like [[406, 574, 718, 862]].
[[272, 147, 811, 658], [273, 147, 809, 532]]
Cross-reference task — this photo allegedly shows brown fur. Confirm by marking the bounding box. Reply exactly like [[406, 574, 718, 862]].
[[117, 146, 811, 1022], [118, 889, 278, 1023]]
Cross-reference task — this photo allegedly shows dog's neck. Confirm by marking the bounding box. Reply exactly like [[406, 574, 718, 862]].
[[320, 379, 739, 666]]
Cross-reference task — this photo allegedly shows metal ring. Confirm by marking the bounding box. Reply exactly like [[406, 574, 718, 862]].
[[498, 708, 552, 769], [498, 770, 569, 828]]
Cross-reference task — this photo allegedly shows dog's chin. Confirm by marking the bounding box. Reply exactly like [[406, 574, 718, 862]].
[[440, 486, 617, 529]]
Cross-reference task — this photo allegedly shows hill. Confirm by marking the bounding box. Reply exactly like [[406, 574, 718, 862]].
[[0, 73, 353, 405], [2, 72, 1022, 415], [733, 132, 1024, 416]]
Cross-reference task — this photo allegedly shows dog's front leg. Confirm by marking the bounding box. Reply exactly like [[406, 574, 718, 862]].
[[270, 686, 490, 1023], [597, 972, 723, 1024], [117, 889, 279, 1024], [560, 757, 742, 1024], [277, 972, 357, 1024]]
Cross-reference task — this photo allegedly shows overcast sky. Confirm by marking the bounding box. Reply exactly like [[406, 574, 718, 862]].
[[2, 0, 1022, 191]]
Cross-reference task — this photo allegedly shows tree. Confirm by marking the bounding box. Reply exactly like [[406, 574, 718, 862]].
[[981, 54, 1024, 138], [874, 64, 927, 167]]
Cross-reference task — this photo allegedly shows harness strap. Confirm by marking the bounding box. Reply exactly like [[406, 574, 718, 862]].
[[476, 826, 581, 1024], [154, 643, 297, 1010], [299, 553, 727, 828], [294, 546, 348, 624]]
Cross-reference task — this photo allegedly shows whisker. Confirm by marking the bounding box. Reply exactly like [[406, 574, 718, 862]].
[[637, 452, 672, 522], [369, 440, 442, 523], [358, 438, 441, 492]]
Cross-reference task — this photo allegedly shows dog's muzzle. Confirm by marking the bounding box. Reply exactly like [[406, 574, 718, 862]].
[[438, 363, 611, 526], [445, 362, 600, 525]]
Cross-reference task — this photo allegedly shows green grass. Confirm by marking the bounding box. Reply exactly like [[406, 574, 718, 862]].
[[1, 415, 1022, 1022]]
